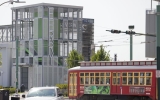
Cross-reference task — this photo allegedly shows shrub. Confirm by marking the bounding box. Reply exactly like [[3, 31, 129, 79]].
[[0, 86, 2, 89], [56, 84, 68, 89]]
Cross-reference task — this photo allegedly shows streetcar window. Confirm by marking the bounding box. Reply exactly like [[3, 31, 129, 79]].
[[140, 72, 145, 76], [128, 77, 133, 85], [140, 72, 145, 85], [80, 73, 84, 76], [140, 77, 145, 85], [112, 72, 120, 85], [106, 77, 110, 84], [113, 73, 116, 77], [90, 77, 94, 84], [80, 77, 84, 84], [122, 72, 127, 85], [85, 77, 89, 84], [95, 77, 99, 84], [122, 73, 127, 76], [146, 72, 151, 76], [85, 73, 89, 76], [146, 72, 152, 85], [113, 78, 116, 85], [134, 73, 139, 76], [134, 72, 139, 85], [146, 77, 151, 85], [117, 78, 120, 84], [106, 73, 110, 76], [122, 77, 127, 84], [100, 77, 105, 84], [128, 73, 133, 76], [134, 77, 139, 85], [90, 73, 94, 76], [100, 73, 104, 76], [95, 73, 99, 76]]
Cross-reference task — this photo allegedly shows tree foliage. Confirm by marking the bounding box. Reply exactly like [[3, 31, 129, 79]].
[[66, 50, 84, 69], [91, 45, 111, 61]]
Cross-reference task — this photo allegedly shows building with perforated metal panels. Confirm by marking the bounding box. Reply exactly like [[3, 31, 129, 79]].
[[0, 3, 94, 89]]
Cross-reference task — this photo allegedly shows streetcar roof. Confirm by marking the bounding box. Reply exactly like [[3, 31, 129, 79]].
[[68, 65, 157, 71]]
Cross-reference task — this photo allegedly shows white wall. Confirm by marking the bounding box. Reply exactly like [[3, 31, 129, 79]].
[[0, 43, 12, 87]]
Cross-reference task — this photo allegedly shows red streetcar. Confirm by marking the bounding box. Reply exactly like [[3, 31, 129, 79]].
[[68, 60, 158, 100]]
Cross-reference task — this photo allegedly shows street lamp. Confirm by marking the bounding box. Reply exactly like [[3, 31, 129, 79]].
[[0, 0, 26, 95], [0, 0, 26, 6]]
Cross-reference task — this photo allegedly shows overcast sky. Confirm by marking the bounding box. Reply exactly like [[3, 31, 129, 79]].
[[0, 0, 158, 61]]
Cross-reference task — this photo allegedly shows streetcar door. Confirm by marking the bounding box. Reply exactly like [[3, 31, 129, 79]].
[[111, 72, 121, 94]]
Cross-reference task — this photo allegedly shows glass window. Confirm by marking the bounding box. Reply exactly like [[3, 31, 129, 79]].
[[85, 77, 89, 84], [90, 77, 94, 84], [140, 72, 145, 76], [113, 78, 116, 85], [134, 77, 139, 85], [122, 77, 127, 84], [80, 77, 84, 84], [146, 72, 151, 76], [113, 73, 116, 77], [146, 77, 151, 85], [128, 73, 133, 76], [117, 78, 120, 84], [100, 77, 105, 84], [128, 77, 133, 85], [122, 73, 127, 76], [100, 73, 104, 76], [85, 73, 89, 76], [80, 73, 84, 76], [90, 73, 94, 76], [95, 77, 99, 84], [95, 73, 99, 76], [140, 77, 145, 85], [106, 73, 110, 76], [106, 78, 110, 84], [134, 73, 139, 76]]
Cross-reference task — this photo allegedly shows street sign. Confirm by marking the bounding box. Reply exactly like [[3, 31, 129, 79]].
[[156, 70, 160, 78]]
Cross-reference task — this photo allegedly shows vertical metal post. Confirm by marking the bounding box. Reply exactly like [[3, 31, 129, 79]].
[[130, 34, 133, 61], [157, 4, 160, 100], [16, 36, 19, 92]]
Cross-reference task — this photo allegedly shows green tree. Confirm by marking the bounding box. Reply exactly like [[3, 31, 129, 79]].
[[66, 49, 84, 69], [91, 45, 111, 61]]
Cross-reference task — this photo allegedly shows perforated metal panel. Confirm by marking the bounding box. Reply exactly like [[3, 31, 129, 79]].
[[48, 67, 53, 86], [38, 39, 43, 56], [43, 67, 47, 86], [33, 18, 38, 39], [38, 66, 42, 86], [53, 67, 57, 85], [20, 41, 25, 57], [29, 40, 34, 56], [43, 18, 49, 39], [33, 57, 38, 66]]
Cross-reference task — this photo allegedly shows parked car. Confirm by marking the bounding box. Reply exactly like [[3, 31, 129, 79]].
[[22, 86, 64, 100]]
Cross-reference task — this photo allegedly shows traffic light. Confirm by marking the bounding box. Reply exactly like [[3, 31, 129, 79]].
[[110, 30, 121, 33], [126, 31, 136, 35]]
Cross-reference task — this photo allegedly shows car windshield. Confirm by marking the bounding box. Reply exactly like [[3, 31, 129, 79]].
[[27, 88, 56, 97]]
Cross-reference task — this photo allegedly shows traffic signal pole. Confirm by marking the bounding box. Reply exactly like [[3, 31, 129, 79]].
[[130, 34, 133, 61]]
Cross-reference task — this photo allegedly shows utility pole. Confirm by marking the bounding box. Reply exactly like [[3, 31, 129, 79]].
[[156, 1, 160, 100], [128, 25, 134, 61]]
